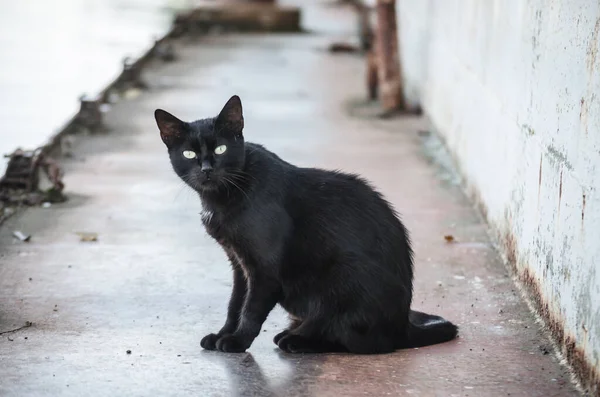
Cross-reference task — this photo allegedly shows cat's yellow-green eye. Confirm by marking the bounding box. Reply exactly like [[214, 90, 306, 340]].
[[214, 145, 227, 155], [182, 150, 196, 159]]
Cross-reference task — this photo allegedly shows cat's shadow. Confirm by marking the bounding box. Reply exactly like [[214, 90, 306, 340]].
[[203, 349, 322, 397]]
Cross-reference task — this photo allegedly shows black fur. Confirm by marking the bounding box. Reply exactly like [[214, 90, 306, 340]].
[[155, 95, 458, 354]]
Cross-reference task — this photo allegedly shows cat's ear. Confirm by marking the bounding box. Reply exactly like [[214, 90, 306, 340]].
[[155, 109, 185, 147], [215, 95, 244, 137]]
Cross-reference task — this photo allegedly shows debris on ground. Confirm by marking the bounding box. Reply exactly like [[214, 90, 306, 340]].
[[104, 88, 121, 104], [539, 345, 551, 355], [153, 38, 176, 62], [174, 3, 302, 34], [0, 202, 10, 226], [12, 231, 31, 242], [123, 88, 143, 100], [119, 57, 148, 90], [0, 148, 67, 206], [328, 42, 361, 53], [76, 232, 98, 242], [76, 95, 104, 131], [59, 135, 76, 158], [126, 350, 132, 355], [444, 234, 455, 243], [0, 321, 33, 336]]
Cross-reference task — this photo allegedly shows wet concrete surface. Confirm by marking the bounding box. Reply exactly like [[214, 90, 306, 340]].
[[0, 3, 581, 397]]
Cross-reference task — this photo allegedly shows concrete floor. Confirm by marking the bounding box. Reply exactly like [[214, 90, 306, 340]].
[[0, 4, 581, 397]]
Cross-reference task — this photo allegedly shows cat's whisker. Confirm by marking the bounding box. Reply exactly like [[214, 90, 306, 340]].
[[173, 182, 189, 202], [218, 178, 231, 197], [222, 176, 250, 201], [228, 170, 258, 183], [226, 174, 250, 184], [230, 169, 253, 178], [173, 174, 195, 202]]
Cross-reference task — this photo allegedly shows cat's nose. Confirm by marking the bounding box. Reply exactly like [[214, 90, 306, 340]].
[[201, 162, 213, 176]]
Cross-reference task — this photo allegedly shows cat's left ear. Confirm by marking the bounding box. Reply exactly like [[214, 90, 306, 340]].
[[155, 109, 186, 147], [215, 95, 244, 137]]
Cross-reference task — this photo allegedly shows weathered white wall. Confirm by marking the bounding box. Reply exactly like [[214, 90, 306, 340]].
[[397, 0, 600, 385]]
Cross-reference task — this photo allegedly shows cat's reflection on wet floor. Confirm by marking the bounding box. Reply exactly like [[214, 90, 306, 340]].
[[204, 349, 324, 397]]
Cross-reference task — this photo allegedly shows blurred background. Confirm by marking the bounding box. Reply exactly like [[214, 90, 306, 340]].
[[0, 0, 193, 173]]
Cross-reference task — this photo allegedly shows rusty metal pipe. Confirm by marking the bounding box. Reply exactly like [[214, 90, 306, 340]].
[[374, 0, 405, 112]]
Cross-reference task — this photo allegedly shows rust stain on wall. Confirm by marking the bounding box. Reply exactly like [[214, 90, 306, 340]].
[[559, 170, 563, 208], [538, 154, 543, 212], [466, 182, 598, 394], [587, 18, 600, 76], [580, 97, 589, 135], [500, 230, 599, 395], [582, 193, 586, 226]]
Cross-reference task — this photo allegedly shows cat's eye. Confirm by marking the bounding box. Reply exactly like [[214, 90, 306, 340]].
[[182, 150, 197, 159], [214, 145, 227, 155]]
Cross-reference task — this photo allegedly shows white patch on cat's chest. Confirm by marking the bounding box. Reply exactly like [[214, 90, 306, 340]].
[[200, 209, 214, 224]]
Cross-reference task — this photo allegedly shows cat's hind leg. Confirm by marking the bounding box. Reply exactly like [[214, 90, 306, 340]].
[[277, 334, 345, 353], [273, 315, 303, 345], [337, 322, 397, 354], [276, 320, 345, 353]]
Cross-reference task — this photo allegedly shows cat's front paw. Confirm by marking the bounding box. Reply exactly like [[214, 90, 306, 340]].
[[200, 333, 221, 350], [216, 334, 249, 353]]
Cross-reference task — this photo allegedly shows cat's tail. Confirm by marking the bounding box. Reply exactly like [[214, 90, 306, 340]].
[[403, 309, 458, 348]]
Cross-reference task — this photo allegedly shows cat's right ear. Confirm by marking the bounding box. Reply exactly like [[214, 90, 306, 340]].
[[155, 109, 185, 147]]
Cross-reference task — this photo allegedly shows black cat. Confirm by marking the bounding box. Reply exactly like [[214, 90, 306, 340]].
[[155, 95, 458, 354]]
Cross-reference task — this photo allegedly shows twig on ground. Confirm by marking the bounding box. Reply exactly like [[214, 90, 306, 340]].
[[0, 321, 33, 335]]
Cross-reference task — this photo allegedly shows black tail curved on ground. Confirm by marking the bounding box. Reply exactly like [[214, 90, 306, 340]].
[[403, 310, 459, 348]]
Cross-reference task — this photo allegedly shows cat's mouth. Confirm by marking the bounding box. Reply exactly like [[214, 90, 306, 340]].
[[198, 178, 219, 192], [184, 172, 219, 192]]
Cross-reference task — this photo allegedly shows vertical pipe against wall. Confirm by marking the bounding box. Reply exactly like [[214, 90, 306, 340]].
[[375, 0, 405, 112]]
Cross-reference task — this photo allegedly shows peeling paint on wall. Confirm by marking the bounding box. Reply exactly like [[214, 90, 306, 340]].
[[398, 0, 600, 393]]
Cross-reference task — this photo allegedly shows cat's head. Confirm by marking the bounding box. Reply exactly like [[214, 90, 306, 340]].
[[154, 95, 245, 193]]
